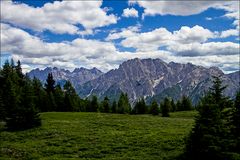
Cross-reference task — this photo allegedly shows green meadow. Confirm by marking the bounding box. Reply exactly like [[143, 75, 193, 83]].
[[0, 111, 196, 160]]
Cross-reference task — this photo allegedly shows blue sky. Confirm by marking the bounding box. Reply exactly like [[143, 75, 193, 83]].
[[1, 0, 239, 73]]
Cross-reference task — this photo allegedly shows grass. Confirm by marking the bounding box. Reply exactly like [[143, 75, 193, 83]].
[[0, 111, 196, 160]]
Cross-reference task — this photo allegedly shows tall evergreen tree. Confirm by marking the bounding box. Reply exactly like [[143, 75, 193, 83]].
[[32, 77, 48, 112], [45, 73, 55, 93], [63, 81, 79, 111], [117, 93, 131, 114], [7, 79, 41, 130], [185, 76, 234, 159], [171, 99, 176, 112], [149, 100, 159, 115], [161, 97, 170, 117], [181, 96, 193, 111], [101, 96, 110, 113], [90, 95, 99, 112], [54, 84, 65, 111], [111, 100, 117, 113], [44, 73, 56, 111], [15, 60, 24, 79], [132, 98, 147, 114]]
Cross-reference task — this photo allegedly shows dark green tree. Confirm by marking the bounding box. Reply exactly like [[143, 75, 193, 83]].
[[171, 99, 176, 112], [45, 73, 55, 93], [132, 98, 147, 114], [89, 95, 99, 112], [117, 93, 131, 114], [54, 84, 65, 111], [181, 96, 193, 111], [32, 77, 48, 112], [44, 73, 56, 111], [101, 96, 110, 113], [6, 79, 41, 130], [15, 60, 24, 79], [161, 97, 170, 117], [185, 76, 235, 160], [149, 100, 159, 115], [111, 100, 117, 113], [63, 81, 80, 111]]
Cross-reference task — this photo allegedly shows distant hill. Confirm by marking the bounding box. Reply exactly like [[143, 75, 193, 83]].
[[27, 67, 103, 88], [77, 58, 239, 104]]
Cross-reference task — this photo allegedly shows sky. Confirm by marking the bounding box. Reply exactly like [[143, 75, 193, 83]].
[[0, 0, 239, 73]]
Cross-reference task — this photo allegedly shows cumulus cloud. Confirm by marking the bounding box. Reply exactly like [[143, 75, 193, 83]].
[[130, 0, 239, 38], [122, 8, 138, 18], [119, 25, 219, 52], [1, 0, 117, 35], [1, 23, 118, 71], [2, 23, 238, 73], [220, 29, 239, 38]]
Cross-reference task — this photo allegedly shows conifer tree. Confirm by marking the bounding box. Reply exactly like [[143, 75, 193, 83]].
[[45, 73, 55, 93], [161, 97, 170, 117], [149, 100, 159, 115], [117, 93, 131, 114], [63, 81, 79, 111], [185, 76, 233, 159], [181, 96, 193, 111], [171, 99, 176, 112], [101, 96, 110, 113], [54, 84, 65, 111], [132, 98, 147, 114], [32, 77, 48, 112], [111, 100, 117, 113], [44, 73, 56, 111], [90, 95, 99, 112]]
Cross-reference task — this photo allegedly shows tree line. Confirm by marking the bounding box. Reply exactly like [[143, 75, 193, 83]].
[[0, 60, 194, 130]]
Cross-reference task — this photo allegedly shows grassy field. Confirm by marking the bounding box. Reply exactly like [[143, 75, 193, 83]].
[[0, 111, 196, 160]]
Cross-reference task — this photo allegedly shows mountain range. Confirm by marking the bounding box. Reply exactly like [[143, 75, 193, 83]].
[[27, 67, 103, 89], [28, 58, 239, 104]]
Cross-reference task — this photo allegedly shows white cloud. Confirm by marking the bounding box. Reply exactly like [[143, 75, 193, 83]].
[[130, 1, 239, 37], [119, 25, 218, 52], [167, 42, 239, 56], [1, 23, 118, 71], [220, 29, 239, 38], [206, 17, 213, 21], [106, 25, 141, 40], [122, 8, 138, 18], [1, 1, 117, 35], [1, 23, 239, 73]]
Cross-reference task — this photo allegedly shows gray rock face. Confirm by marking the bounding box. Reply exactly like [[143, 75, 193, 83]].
[[78, 58, 239, 104], [27, 67, 103, 88]]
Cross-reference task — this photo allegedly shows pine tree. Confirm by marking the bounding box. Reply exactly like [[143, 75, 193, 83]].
[[132, 98, 147, 114], [101, 96, 110, 113], [15, 60, 24, 79], [181, 96, 193, 111], [0, 73, 6, 121], [161, 97, 170, 117], [90, 95, 99, 112], [54, 84, 65, 111], [230, 91, 240, 154], [63, 81, 79, 111], [171, 99, 176, 112], [45, 73, 55, 93], [32, 77, 48, 112], [149, 100, 159, 115], [111, 100, 117, 113], [117, 93, 131, 114], [44, 73, 56, 111], [185, 76, 233, 159]]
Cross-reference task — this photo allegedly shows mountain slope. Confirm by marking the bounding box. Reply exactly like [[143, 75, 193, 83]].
[[78, 58, 239, 104], [27, 67, 103, 88]]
